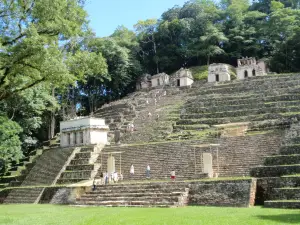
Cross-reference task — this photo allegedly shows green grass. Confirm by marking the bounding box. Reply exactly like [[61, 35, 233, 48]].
[[0, 205, 299, 225], [282, 174, 300, 177]]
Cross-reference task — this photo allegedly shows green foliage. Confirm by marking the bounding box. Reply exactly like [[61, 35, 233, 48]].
[[189, 66, 209, 80], [0, 115, 23, 165]]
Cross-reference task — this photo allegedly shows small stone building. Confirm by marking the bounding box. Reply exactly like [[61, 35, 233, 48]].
[[136, 74, 151, 90], [151, 73, 170, 87], [236, 57, 267, 80], [171, 68, 194, 87], [60, 117, 109, 147], [208, 63, 231, 82]]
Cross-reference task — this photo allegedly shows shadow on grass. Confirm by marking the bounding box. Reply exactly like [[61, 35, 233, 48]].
[[257, 214, 300, 224]]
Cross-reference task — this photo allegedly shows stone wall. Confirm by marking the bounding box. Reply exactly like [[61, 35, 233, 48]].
[[188, 179, 257, 207], [98, 132, 282, 180], [39, 186, 90, 204], [215, 132, 283, 177], [40, 179, 256, 207]]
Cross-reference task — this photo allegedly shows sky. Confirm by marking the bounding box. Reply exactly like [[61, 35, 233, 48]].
[[84, 0, 188, 37]]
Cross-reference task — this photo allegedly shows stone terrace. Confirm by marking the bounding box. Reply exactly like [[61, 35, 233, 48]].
[[97, 131, 281, 181], [171, 74, 300, 140]]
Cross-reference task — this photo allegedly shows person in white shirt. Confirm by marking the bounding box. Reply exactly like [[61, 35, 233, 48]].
[[171, 170, 176, 182], [130, 123, 134, 132], [146, 164, 151, 179], [130, 164, 134, 177], [113, 172, 118, 183]]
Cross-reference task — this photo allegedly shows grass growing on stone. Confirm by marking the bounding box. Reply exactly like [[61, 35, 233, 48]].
[[0, 205, 299, 225]]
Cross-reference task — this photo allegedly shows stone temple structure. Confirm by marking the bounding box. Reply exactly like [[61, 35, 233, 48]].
[[60, 117, 109, 147], [208, 63, 231, 82], [136, 74, 151, 90], [151, 73, 169, 87], [236, 57, 267, 80], [171, 68, 194, 87]]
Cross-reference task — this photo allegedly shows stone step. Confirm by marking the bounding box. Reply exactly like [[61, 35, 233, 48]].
[[78, 196, 180, 203], [69, 158, 90, 165], [81, 192, 183, 198], [280, 145, 300, 155], [74, 152, 91, 159], [273, 188, 300, 200], [74, 204, 171, 208], [173, 124, 210, 131], [66, 164, 94, 171], [56, 178, 87, 184], [190, 79, 300, 95], [75, 200, 174, 207], [264, 154, 300, 166], [181, 106, 300, 119], [80, 147, 94, 153], [187, 94, 300, 108], [264, 200, 300, 209], [60, 170, 92, 179], [251, 164, 300, 177], [285, 137, 300, 145], [185, 101, 300, 114], [85, 187, 187, 194]]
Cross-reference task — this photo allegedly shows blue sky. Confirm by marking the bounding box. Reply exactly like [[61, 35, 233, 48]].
[[84, 0, 188, 37]]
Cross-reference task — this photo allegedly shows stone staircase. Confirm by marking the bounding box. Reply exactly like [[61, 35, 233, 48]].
[[76, 182, 189, 207], [120, 89, 185, 143], [94, 102, 136, 142], [251, 123, 300, 208], [0, 149, 44, 189], [4, 147, 74, 204], [57, 145, 103, 184]]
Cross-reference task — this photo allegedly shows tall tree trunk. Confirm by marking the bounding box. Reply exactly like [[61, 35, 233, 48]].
[[207, 55, 210, 66], [49, 87, 55, 139], [152, 34, 159, 74]]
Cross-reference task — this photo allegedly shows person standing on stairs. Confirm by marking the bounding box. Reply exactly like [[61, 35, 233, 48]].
[[130, 123, 135, 133], [92, 178, 96, 191], [171, 170, 176, 182], [104, 172, 108, 185], [146, 164, 151, 179], [130, 164, 134, 178], [156, 114, 159, 122]]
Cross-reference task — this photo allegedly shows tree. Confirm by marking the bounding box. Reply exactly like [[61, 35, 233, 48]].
[[198, 24, 228, 65], [0, 0, 88, 102], [267, 1, 300, 72], [134, 19, 160, 74], [0, 115, 23, 165]]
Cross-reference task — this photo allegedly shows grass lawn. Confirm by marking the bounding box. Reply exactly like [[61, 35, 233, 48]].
[[0, 205, 300, 225]]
